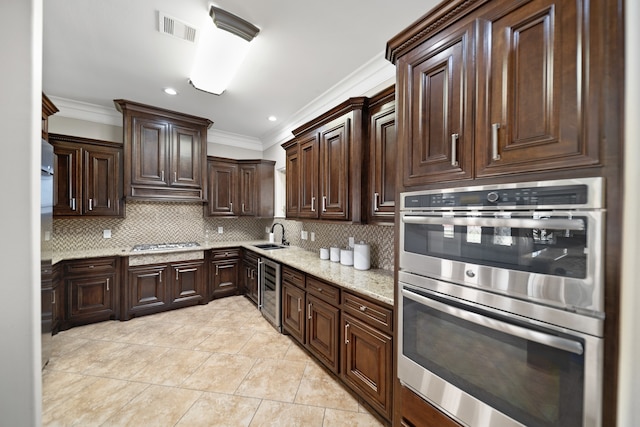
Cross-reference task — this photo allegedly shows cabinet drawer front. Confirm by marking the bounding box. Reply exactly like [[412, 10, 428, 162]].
[[210, 248, 240, 260], [342, 292, 393, 334], [282, 266, 305, 288], [306, 277, 340, 305], [65, 257, 117, 275]]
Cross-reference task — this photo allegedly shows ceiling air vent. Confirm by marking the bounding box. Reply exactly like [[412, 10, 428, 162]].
[[158, 12, 197, 43]]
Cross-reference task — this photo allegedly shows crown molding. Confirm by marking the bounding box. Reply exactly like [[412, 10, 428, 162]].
[[207, 128, 263, 151], [48, 96, 122, 126], [260, 50, 395, 150]]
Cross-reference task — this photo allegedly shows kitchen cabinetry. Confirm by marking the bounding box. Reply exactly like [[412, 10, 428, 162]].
[[62, 257, 119, 328], [387, 0, 603, 188], [282, 97, 367, 222], [206, 157, 275, 217], [242, 249, 260, 304], [284, 142, 300, 218], [367, 86, 397, 223], [209, 248, 240, 299], [52, 262, 63, 334], [399, 385, 461, 427], [281, 266, 306, 343], [124, 257, 205, 320], [42, 93, 58, 141], [115, 100, 212, 201], [341, 292, 393, 420], [50, 134, 123, 217]]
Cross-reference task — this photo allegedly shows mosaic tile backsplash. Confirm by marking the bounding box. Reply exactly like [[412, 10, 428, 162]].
[[53, 201, 395, 271]]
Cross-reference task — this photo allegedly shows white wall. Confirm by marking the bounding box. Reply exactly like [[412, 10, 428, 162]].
[[49, 115, 123, 142], [618, 0, 640, 424], [0, 0, 42, 425]]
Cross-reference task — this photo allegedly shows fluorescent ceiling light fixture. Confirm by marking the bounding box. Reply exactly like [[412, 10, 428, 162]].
[[189, 6, 259, 95]]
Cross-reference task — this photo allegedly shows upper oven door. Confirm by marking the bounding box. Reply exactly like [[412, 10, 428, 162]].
[[399, 210, 605, 316]]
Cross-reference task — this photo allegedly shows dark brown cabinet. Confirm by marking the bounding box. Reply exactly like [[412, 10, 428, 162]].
[[388, 0, 604, 188], [124, 257, 205, 319], [242, 249, 259, 304], [115, 100, 212, 201], [282, 97, 367, 222], [304, 277, 341, 374], [209, 248, 240, 299], [206, 157, 275, 217], [367, 86, 397, 223], [50, 134, 123, 217], [281, 269, 306, 343], [63, 257, 119, 328], [284, 142, 300, 218]]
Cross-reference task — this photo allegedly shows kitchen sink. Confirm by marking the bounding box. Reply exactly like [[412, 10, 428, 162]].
[[253, 243, 289, 250]]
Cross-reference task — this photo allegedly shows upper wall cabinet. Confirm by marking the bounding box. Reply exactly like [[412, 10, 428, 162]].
[[206, 157, 275, 218], [50, 134, 124, 217], [282, 97, 367, 223], [387, 0, 606, 188], [114, 100, 213, 201]]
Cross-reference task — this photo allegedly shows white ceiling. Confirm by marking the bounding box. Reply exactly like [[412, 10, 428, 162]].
[[43, 0, 439, 149]]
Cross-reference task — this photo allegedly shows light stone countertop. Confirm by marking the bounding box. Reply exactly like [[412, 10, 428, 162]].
[[53, 241, 394, 306]]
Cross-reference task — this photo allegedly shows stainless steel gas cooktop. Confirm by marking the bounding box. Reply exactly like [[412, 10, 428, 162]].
[[131, 242, 200, 252]]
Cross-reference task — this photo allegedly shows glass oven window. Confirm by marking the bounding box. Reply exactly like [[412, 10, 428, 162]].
[[403, 291, 584, 427], [403, 215, 588, 279]]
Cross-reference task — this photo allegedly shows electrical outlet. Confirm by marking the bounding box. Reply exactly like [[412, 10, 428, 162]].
[[265, 227, 270, 233], [301, 230, 308, 240], [348, 236, 354, 247], [103, 229, 111, 239], [311, 232, 316, 242], [218, 226, 224, 234]]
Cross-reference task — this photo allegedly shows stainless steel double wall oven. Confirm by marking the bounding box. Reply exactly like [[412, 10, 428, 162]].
[[398, 177, 605, 427]]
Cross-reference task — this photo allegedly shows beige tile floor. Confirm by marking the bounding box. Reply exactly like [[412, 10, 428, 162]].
[[43, 296, 385, 427]]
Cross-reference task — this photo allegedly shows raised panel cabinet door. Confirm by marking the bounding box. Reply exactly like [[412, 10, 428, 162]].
[[477, 0, 597, 176], [211, 259, 239, 299], [131, 116, 169, 186], [127, 264, 168, 314], [83, 146, 122, 216], [67, 273, 115, 322], [171, 260, 205, 306], [298, 133, 319, 219], [207, 160, 238, 216], [52, 142, 82, 216], [369, 97, 397, 222], [171, 125, 202, 188], [306, 294, 340, 374], [342, 314, 393, 420], [319, 119, 350, 220], [285, 147, 300, 218], [397, 23, 474, 186], [282, 281, 305, 344], [238, 164, 257, 216]]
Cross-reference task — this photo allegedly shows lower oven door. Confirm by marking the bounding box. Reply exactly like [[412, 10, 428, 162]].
[[398, 283, 603, 427]]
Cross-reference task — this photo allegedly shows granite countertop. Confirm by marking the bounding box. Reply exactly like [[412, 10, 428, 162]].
[[53, 241, 394, 306]]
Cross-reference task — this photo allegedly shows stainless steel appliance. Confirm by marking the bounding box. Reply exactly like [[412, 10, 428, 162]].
[[398, 178, 605, 427], [258, 257, 281, 332], [41, 139, 54, 369]]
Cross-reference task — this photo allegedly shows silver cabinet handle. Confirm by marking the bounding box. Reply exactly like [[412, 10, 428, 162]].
[[257, 259, 263, 308], [345, 323, 350, 344], [159, 270, 162, 283], [230, 202, 233, 213], [374, 192, 380, 212], [161, 170, 165, 181], [215, 265, 219, 276], [70, 197, 76, 211], [52, 289, 56, 304], [451, 133, 459, 166], [106, 278, 109, 291], [174, 171, 177, 182], [322, 196, 327, 212], [88, 198, 93, 211], [176, 268, 179, 281], [308, 303, 312, 320], [297, 297, 301, 312], [359, 305, 367, 312], [491, 123, 501, 160], [242, 203, 245, 213], [311, 196, 316, 212]]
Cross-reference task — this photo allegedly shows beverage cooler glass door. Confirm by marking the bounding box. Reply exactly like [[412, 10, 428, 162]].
[[398, 285, 603, 427]]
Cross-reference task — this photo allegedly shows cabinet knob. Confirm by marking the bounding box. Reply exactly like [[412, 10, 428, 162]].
[[359, 305, 367, 312]]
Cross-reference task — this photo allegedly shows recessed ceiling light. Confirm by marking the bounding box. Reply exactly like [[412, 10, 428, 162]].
[[163, 87, 178, 95], [268, 116, 277, 122]]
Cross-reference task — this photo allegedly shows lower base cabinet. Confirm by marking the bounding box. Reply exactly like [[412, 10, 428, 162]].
[[282, 278, 306, 343], [306, 294, 340, 374], [399, 385, 461, 427], [209, 248, 240, 299], [242, 250, 259, 304], [62, 257, 119, 329]]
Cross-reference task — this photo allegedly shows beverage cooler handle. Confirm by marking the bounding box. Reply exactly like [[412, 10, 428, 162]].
[[402, 287, 584, 355], [257, 259, 263, 308], [402, 215, 585, 231]]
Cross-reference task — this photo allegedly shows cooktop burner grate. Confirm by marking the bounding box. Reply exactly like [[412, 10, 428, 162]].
[[131, 242, 200, 252]]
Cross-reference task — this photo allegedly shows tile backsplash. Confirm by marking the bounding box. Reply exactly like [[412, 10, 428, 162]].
[[53, 201, 395, 271]]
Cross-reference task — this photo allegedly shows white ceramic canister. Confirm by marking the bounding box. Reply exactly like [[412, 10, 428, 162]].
[[320, 247, 330, 260], [340, 248, 354, 266], [353, 241, 371, 270], [330, 246, 341, 262]]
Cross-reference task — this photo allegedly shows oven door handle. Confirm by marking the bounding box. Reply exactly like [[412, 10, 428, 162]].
[[402, 287, 584, 355], [402, 215, 585, 230]]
